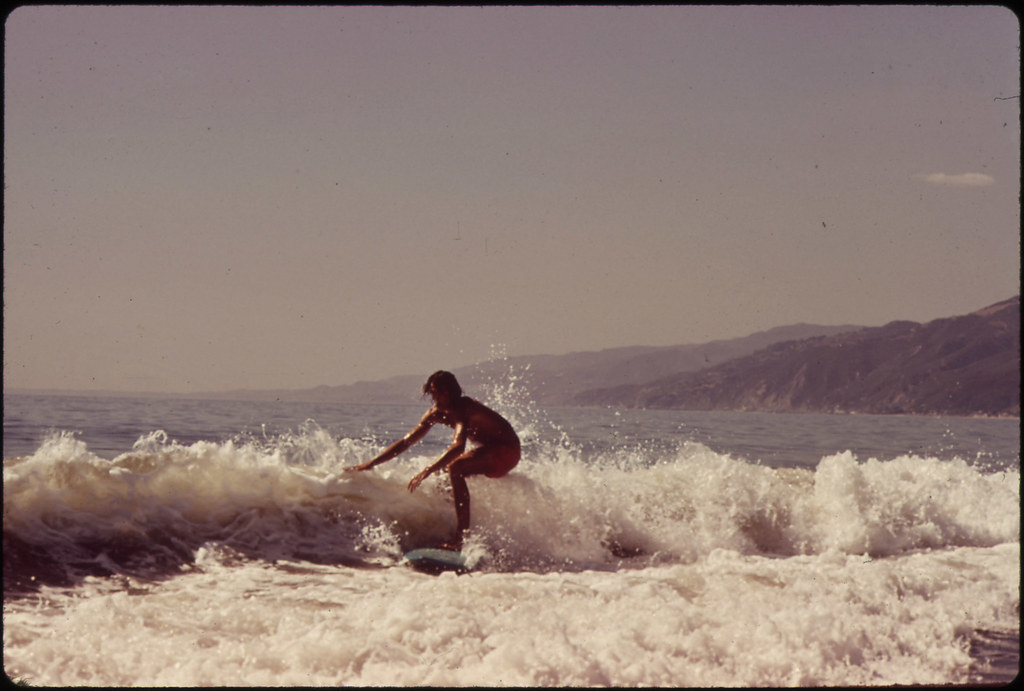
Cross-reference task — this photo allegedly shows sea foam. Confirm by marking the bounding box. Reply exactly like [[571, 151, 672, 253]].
[[3, 415, 1019, 687], [4, 424, 1018, 592], [3, 542, 1017, 686]]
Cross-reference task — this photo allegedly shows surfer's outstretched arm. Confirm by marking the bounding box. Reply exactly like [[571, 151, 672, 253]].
[[347, 414, 434, 471]]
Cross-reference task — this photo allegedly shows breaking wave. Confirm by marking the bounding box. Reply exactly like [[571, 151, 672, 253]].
[[4, 423, 1018, 593]]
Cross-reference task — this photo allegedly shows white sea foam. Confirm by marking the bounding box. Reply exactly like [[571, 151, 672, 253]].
[[3, 541, 1017, 686], [3, 421, 1019, 686], [4, 427, 1019, 577]]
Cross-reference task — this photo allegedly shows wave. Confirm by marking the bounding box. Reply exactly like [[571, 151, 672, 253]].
[[3, 424, 1019, 594]]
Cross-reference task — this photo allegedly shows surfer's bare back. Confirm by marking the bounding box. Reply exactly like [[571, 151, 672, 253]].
[[347, 370, 520, 550]]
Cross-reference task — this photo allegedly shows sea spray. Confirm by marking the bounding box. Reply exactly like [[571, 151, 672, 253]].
[[5, 421, 1017, 593], [3, 392, 1019, 686], [3, 542, 1016, 686]]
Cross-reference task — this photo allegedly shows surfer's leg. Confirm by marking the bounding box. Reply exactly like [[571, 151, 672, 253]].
[[448, 467, 471, 547], [444, 445, 521, 548]]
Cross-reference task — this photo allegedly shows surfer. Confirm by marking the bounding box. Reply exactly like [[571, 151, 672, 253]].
[[347, 370, 521, 550]]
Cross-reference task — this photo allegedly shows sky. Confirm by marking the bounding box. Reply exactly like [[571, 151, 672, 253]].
[[3, 5, 1020, 394]]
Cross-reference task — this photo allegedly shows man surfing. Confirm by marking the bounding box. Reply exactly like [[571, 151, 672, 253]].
[[346, 371, 520, 551]]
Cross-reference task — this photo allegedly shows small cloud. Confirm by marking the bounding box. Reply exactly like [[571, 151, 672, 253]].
[[916, 172, 995, 187]]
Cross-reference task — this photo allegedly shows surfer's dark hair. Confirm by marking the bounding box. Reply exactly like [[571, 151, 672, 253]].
[[423, 370, 461, 399]]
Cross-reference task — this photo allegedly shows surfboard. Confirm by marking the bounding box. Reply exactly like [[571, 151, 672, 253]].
[[403, 547, 470, 575]]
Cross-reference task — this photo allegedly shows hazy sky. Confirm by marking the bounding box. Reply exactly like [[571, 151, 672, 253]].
[[4, 5, 1020, 393]]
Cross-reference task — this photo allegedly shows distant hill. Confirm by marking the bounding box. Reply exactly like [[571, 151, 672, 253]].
[[574, 297, 1020, 417], [453, 323, 864, 406], [203, 323, 863, 405], [17, 300, 1015, 418]]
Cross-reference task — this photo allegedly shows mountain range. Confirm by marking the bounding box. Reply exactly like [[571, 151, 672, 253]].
[[205, 322, 864, 406], [199, 296, 1018, 417], [574, 296, 1019, 417], [77, 297, 1015, 418]]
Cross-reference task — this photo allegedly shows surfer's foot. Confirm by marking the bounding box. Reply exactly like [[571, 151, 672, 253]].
[[438, 534, 464, 551]]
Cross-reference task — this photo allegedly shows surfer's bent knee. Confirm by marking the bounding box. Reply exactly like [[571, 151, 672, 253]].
[[450, 443, 520, 479]]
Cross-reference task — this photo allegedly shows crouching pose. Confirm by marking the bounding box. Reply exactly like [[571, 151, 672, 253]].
[[347, 371, 520, 550]]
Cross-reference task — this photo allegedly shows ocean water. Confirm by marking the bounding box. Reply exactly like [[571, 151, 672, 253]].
[[3, 380, 1019, 687]]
